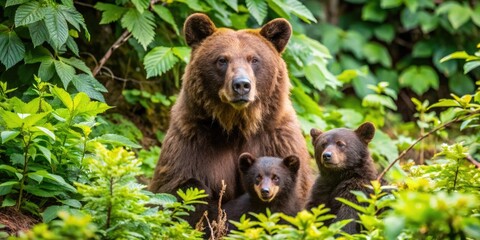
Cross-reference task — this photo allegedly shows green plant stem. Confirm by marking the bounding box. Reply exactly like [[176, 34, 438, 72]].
[[452, 158, 460, 192], [17, 134, 31, 211], [106, 177, 113, 230], [377, 109, 480, 181]]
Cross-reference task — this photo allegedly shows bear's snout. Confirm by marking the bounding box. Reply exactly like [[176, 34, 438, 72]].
[[232, 77, 251, 96], [322, 151, 332, 162], [260, 187, 270, 197]]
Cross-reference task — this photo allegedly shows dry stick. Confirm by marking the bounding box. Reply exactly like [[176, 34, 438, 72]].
[[93, 30, 132, 77], [377, 109, 480, 181], [466, 155, 480, 168]]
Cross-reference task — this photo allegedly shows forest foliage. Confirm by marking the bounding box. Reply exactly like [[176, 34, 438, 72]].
[[1, 0, 480, 239]]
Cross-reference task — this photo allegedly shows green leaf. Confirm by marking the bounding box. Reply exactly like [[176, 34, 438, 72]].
[[448, 73, 474, 96], [23, 112, 49, 127], [448, 4, 471, 29], [96, 134, 142, 148], [5, 0, 29, 7], [131, 0, 149, 13], [51, 86, 73, 110], [362, 2, 387, 22], [59, 57, 92, 76], [0, 110, 22, 128], [363, 42, 391, 67], [176, 0, 208, 11], [152, 5, 179, 35], [440, 51, 471, 62], [374, 24, 395, 43], [268, 0, 316, 23], [224, 0, 238, 11], [246, 0, 268, 25], [144, 46, 179, 78], [33, 170, 76, 192], [412, 41, 433, 58], [1, 131, 20, 144], [428, 99, 461, 109], [34, 126, 55, 140], [121, 9, 155, 49], [44, 6, 69, 50], [464, 61, 480, 74], [399, 65, 439, 95], [36, 144, 52, 163], [94, 3, 128, 24], [380, 0, 402, 8], [58, 5, 90, 40], [172, 47, 191, 63], [28, 20, 49, 47], [363, 94, 397, 110], [71, 74, 106, 102], [66, 36, 79, 56], [38, 59, 55, 81], [42, 205, 67, 223], [54, 60, 76, 88], [1, 198, 16, 207], [0, 30, 25, 69], [472, 5, 480, 27], [14, 1, 46, 26]]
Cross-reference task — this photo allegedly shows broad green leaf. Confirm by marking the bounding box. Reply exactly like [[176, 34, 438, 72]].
[[448, 4, 471, 29], [152, 5, 179, 35], [42, 205, 67, 223], [33, 170, 76, 192], [38, 58, 55, 81], [28, 20, 49, 47], [1, 197, 16, 207], [44, 6, 69, 50], [401, 8, 419, 30], [440, 51, 471, 62], [291, 86, 322, 116], [412, 41, 433, 58], [24, 185, 61, 197], [224, 0, 238, 11], [0, 110, 22, 128], [428, 99, 461, 109], [14, 1, 46, 26], [362, 2, 387, 22], [121, 9, 155, 49], [363, 42, 391, 67], [399, 65, 439, 95], [343, 30, 366, 58], [0, 165, 19, 175], [59, 57, 92, 76], [380, 0, 402, 8], [149, 193, 178, 206], [267, 0, 290, 19], [472, 5, 480, 27], [304, 63, 326, 91], [418, 11, 439, 33], [172, 47, 191, 63], [374, 24, 394, 43], [363, 94, 397, 110], [36, 144, 52, 163], [176, 0, 208, 11], [131, 0, 149, 13], [23, 112, 49, 127], [404, 0, 419, 12], [71, 74, 106, 102], [268, 0, 316, 23], [5, 0, 29, 7], [34, 126, 55, 140], [144, 46, 179, 78], [58, 5, 90, 40], [59, 199, 81, 208], [464, 61, 480, 74], [54, 60, 76, 88], [0, 30, 25, 69], [51, 86, 73, 110], [94, 2, 128, 24], [246, 0, 268, 25], [1, 131, 20, 144], [434, 47, 458, 76], [66, 36, 79, 56], [448, 73, 475, 96], [96, 134, 142, 148]]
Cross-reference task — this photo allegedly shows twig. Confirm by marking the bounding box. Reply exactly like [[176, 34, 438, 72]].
[[377, 109, 480, 180], [466, 155, 480, 168], [74, 1, 95, 8], [93, 30, 132, 77]]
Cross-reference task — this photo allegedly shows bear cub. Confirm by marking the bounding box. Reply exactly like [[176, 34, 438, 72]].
[[224, 153, 302, 225], [306, 122, 386, 234]]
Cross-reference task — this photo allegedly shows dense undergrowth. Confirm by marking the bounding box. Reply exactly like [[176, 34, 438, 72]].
[[1, 0, 480, 239]]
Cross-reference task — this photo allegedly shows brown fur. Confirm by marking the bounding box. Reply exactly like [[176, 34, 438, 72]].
[[149, 13, 312, 224], [306, 122, 386, 234]]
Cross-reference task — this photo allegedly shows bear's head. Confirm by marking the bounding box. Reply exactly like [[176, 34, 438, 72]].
[[238, 153, 299, 203], [181, 13, 292, 134], [310, 122, 375, 172]]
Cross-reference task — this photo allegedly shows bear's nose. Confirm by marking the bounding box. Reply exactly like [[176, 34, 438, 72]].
[[322, 152, 332, 162], [232, 77, 251, 95], [261, 188, 270, 196]]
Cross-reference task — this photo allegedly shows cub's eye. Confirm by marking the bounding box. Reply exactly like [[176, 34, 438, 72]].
[[217, 57, 228, 66], [336, 141, 346, 147], [251, 57, 259, 64], [272, 175, 279, 183], [255, 175, 262, 183], [321, 142, 327, 148]]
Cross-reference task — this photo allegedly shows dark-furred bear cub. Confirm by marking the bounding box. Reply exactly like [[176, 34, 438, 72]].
[[306, 122, 386, 234], [224, 153, 302, 225]]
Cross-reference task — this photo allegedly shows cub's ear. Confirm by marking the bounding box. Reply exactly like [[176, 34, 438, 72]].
[[310, 128, 323, 145], [283, 155, 300, 173], [239, 152, 256, 173], [183, 13, 216, 47], [355, 122, 376, 144], [259, 18, 292, 53]]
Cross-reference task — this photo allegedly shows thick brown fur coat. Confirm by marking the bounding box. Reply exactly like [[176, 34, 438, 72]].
[[149, 13, 312, 223]]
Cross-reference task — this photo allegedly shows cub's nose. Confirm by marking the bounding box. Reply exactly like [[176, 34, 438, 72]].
[[261, 187, 270, 197], [232, 77, 251, 95], [322, 152, 332, 162]]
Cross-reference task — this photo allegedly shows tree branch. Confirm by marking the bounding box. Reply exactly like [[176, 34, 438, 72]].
[[93, 30, 132, 77]]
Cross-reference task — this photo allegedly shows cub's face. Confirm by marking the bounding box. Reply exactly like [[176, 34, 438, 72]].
[[183, 13, 291, 110], [238, 153, 299, 203], [310, 122, 376, 171]]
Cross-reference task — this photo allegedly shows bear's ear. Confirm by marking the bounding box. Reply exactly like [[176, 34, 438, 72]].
[[239, 152, 256, 173], [355, 122, 376, 144], [259, 18, 292, 53], [183, 13, 216, 47], [310, 128, 323, 145], [283, 155, 300, 173]]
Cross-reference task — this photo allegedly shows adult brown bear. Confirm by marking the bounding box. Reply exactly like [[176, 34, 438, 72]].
[[149, 13, 312, 223]]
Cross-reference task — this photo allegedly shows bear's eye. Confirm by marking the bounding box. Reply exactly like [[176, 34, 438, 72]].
[[255, 175, 262, 183], [251, 57, 259, 64], [272, 175, 279, 183], [336, 141, 346, 147], [217, 57, 228, 67]]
